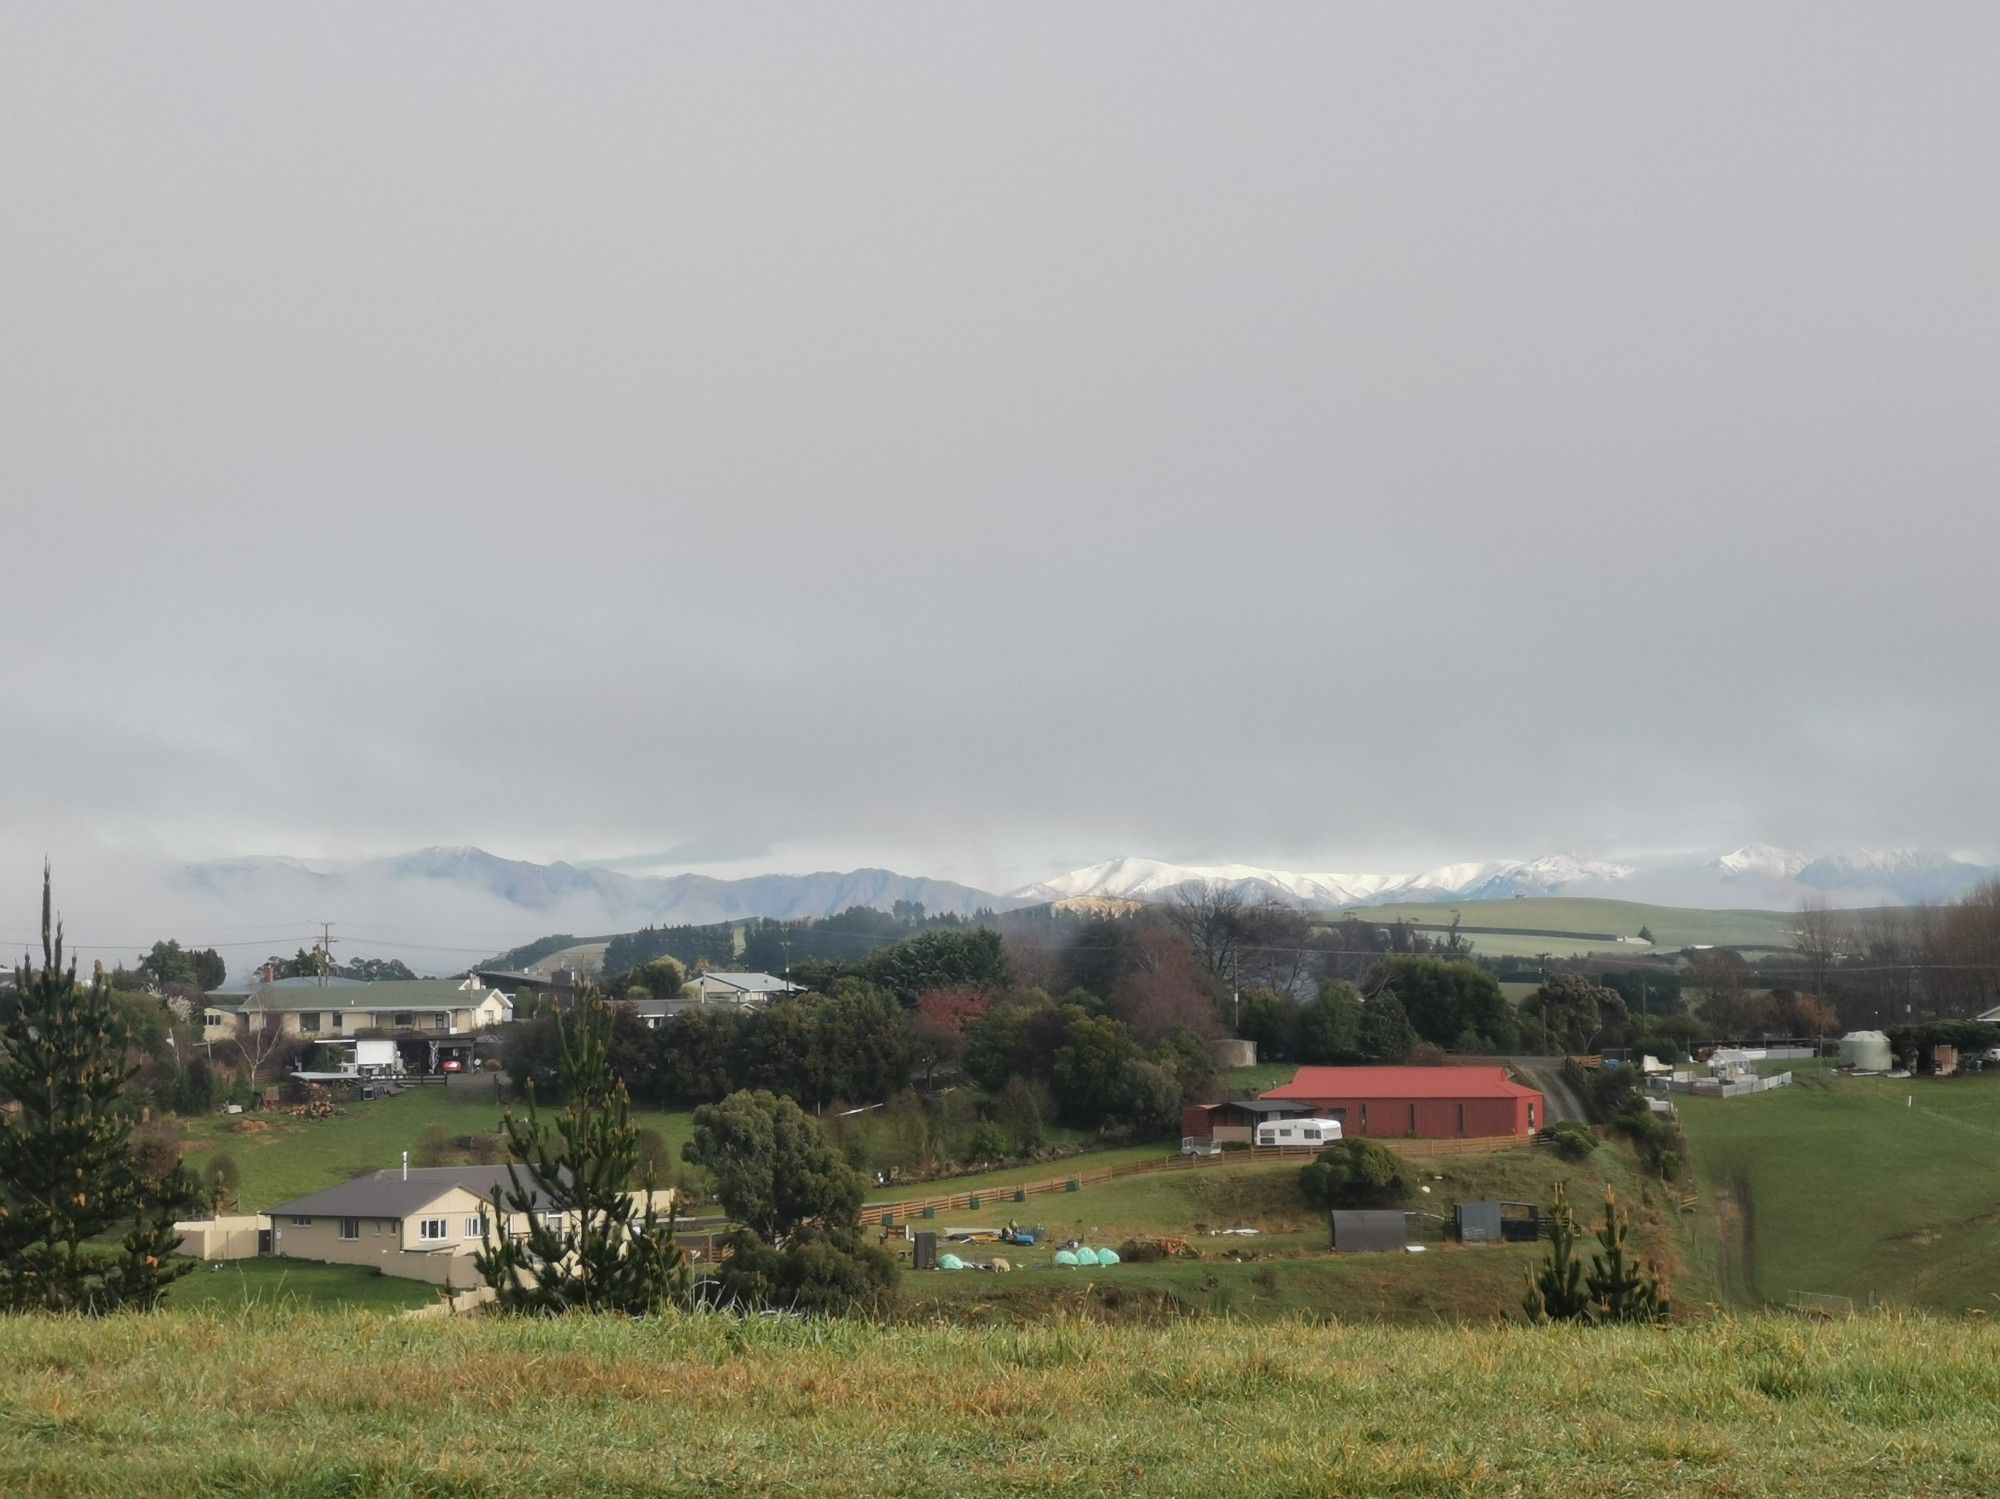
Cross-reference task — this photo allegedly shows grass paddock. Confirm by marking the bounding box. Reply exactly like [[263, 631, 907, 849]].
[[1, 1309, 1997, 1495]]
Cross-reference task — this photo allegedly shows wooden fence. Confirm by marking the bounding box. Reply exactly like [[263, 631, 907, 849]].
[[859, 1133, 1535, 1226]]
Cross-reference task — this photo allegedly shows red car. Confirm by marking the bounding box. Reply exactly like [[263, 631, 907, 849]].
[[440, 1059, 464, 1073]]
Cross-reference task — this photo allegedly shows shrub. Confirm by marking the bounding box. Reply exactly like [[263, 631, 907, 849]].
[[1297, 1138, 1413, 1210], [1548, 1121, 1598, 1162], [713, 1226, 898, 1316], [963, 1123, 1010, 1166]]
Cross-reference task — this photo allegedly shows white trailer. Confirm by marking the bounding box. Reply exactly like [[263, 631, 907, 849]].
[[352, 1039, 400, 1077], [1255, 1117, 1344, 1148]]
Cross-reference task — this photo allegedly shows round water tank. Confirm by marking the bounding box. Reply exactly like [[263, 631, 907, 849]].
[[1840, 1030, 1893, 1072]]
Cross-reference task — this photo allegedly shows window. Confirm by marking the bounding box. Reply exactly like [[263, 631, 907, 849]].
[[338, 1218, 360, 1241], [417, 1218, 450, 1242], [1302, 1128, 1320, 1141], [298, 1012, 321, 1034], [464, 1217, 483, 1239], [393, 1012, 414, 1029], [331, 1011, 344, 1030], [290, 1216, 312, 1227], [543, 1211, 565, 1233]]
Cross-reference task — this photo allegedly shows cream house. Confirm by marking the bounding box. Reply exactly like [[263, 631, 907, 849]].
[[203, 977, 513, 1043], [265, 1164, 671, 1286]]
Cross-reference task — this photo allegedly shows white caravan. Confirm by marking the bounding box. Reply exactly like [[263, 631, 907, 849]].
[[1255, 1117, 1344, 1148]]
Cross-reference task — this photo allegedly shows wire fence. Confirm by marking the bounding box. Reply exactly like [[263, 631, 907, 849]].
[[858, 1133, 1535, 1225]]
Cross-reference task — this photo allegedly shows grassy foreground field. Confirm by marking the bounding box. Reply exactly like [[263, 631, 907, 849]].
[[3, 1310, 1998, 1496]]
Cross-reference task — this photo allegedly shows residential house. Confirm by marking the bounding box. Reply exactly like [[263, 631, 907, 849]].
[[690, 971, 802, 1008], [265, 1164, 674, 1286], [203, 976, 514, 1074]]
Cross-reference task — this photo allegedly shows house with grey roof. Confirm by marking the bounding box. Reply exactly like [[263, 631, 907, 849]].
[[265, 1164, 672, 1286], [203, 976, 512, 1048], [689, 971, 803, 1008]]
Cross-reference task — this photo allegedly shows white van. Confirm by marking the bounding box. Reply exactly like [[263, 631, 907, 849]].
[[1255, 1117, 1344, 1149]]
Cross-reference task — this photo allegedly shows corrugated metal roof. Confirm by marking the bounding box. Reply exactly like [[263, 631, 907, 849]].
[[208, 979, 489, 1011], [1263, 1066, 1541, 1101], [269, 1165, 562, 1219], [698, 972, 800, 993]]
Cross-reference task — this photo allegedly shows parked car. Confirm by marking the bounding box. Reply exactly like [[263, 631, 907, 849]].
[[439, 1058, 464, 1073]]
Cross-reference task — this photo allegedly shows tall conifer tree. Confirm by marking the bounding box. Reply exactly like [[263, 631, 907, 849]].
[[475, 985, 690, 1314], [0, 867, 199, 1312]]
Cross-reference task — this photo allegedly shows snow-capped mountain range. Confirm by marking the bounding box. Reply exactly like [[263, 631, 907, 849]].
[[1011, 847, 1999, 911]]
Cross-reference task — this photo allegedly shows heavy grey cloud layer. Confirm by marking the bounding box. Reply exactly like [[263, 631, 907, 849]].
[[4, 5, 1997, 903]]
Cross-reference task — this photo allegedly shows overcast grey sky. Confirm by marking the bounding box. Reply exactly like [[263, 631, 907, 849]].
[[3, 4, 1996, 896]]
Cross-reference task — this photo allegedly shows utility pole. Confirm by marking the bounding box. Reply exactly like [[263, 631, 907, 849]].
[[316, 921, 341, 987]]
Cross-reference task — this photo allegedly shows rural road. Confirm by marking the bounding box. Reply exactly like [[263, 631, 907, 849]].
[[1502, 1056, 1588, 1124]]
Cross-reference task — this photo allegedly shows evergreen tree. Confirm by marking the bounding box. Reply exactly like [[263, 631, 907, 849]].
[[0, 868, 200, 1313], [1584, 1188, 1669, 1323], [1524, 1183, 1670, 1324], [1522, 1181, 1592, 1323], [475, 985, 690, 1315]]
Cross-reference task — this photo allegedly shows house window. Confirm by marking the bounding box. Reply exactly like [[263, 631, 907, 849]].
[[338, 1218, 360, 1240], [418, 1218, 450, 1242], [331, 1011, 344, 1030], [543, 1211, 564, 1233], [299, 1012, 321, 1033], [430, 1012, 448, 1030], [393, 1012, 414, 1029], [464, 1217, 483, 1239], [291, 1216, 312, 1227]]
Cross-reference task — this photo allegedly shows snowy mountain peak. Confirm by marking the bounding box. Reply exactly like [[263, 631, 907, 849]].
[[1716, 844, 1811, 879]]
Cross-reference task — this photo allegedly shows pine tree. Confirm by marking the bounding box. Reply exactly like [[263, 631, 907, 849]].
[[0, 867, 200, 1312], [1522, 1181, 1593, 1323], [1584, 1188, 1669, 1323], [474, 985, 690, 1314]]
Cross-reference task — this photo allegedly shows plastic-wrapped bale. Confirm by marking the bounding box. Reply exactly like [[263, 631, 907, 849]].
[[937, 1252, 966, 1271], [1074, 1246, 1101, 1266], [1053, 1249, 1079, 1267], [1096, 1248, 1120, 1266]]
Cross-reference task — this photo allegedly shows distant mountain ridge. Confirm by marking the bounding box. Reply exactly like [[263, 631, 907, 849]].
[[166, 841, 1996, 981], [177, 846, 1021, 927]]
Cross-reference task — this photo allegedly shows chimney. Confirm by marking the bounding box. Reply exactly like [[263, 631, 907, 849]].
[[401, 1151, 409, 1181]]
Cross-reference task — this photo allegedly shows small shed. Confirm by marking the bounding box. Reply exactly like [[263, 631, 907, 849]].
[[1329, 1210, 1408, 1253], [1453, 1200, 1544, 1244], [1454, 1201, 1504, 1244]]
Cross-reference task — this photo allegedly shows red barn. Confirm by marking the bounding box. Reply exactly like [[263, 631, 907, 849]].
[[1259, 1066, 1543, 1140]]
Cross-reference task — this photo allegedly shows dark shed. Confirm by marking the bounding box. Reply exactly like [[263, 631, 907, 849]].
[[1329, 1210, 1408, 1253]]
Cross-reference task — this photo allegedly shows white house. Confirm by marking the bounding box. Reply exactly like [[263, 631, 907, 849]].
[[691, 971, 803, 1008]]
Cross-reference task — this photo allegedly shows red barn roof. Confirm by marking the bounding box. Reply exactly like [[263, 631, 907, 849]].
[[1262, 1066, 1540, 1101]]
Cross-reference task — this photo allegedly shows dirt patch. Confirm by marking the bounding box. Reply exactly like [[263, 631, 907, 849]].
[[1710, 1170, 1758, 1302]]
